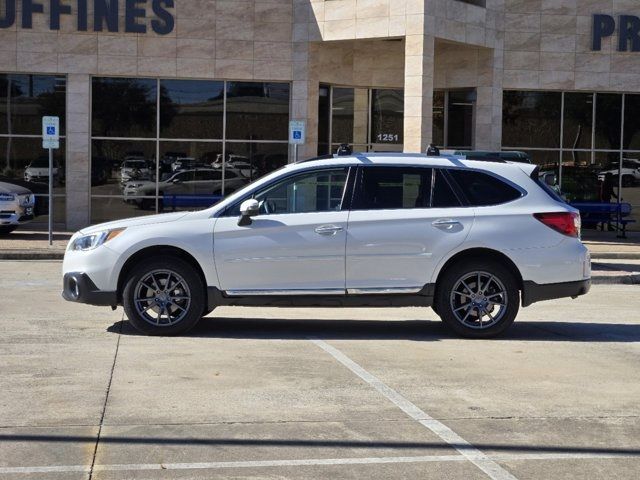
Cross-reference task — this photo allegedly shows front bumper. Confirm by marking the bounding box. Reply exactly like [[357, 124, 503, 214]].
[[0, 206, 35, 226], [522, 279, 591, 307], [62, 272, 118, 306]]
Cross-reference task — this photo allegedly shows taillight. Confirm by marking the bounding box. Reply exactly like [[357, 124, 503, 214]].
[[534, 212, 581, 237]]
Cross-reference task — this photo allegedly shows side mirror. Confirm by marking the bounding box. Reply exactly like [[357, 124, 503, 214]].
[[238, 198, 259, 226]]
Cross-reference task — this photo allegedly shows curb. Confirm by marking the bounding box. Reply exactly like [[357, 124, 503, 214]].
[[590, 252, 640, 260], [0, 251, 65, 260], [591, 274, 640, 285]]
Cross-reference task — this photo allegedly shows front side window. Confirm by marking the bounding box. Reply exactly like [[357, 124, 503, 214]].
[[353, 167, 433, 210], [448, 170, 522, 206]]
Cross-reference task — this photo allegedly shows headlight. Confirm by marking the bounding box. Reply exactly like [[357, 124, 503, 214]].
[[0, 193, 15, 201], [69, 228, 126, 251]]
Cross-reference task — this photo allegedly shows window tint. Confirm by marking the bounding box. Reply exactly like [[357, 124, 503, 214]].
[[432, 170, 461, 207], [448, 170, 521, 206], [354, 167, 432, 210]]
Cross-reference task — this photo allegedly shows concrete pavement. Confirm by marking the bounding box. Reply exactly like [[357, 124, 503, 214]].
[[0, 260, 639, 479]]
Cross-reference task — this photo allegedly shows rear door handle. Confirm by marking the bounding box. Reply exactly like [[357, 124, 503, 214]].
[[315, 225, 344, 236], [432, 219, 461, 230]]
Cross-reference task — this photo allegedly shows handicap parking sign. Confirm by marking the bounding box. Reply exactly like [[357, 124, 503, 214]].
[[289, 120, 305, 145], [46, 126, 56, 135], [293, 131, 302, 140], [42, 116, 60, 149]]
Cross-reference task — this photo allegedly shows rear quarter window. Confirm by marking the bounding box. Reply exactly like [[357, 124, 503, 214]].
[[448, 170, 522, 206]]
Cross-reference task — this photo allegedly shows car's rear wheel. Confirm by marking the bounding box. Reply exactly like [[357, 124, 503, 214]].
[[122, 257, 205, 336], [436, 260, 519, 338], [0, 226, 17, 236]]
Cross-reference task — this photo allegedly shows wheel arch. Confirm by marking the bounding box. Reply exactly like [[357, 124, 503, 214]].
[[116, 245, 208, 304], [433, 247, 524, 298]]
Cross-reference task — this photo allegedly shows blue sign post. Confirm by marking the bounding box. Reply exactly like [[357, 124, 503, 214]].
[[42, 116, 59, 246]]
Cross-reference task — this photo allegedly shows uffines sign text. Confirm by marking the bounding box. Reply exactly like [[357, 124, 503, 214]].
[[0, 0, 174, 35]]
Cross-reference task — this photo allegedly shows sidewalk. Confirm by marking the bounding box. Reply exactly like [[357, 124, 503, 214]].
[[1, 228, 639, 284]]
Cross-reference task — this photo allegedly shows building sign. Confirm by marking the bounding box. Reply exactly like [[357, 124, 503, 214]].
[[0, 0, 175, 35], [593, 14, 640, 52]]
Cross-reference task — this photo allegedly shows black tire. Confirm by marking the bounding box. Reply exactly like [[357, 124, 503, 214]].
[[435, 259, 519, 338], [122, 256, 205, 336], [0, 226, 17, 235]]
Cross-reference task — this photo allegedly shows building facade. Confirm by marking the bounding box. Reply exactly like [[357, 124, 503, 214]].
[[0, 0, 639, 230]]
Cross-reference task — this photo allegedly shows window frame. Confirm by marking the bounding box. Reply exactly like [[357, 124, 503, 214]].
[[221, 166, 356, 217]]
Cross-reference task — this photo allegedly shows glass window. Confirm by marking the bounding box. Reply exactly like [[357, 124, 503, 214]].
[[563, 93, 593, 150], [225, 82, 290, 141], [159, 80, 224, 140], [449, 170, 521, 206], [502, 91, 561, 148], [253, 168, 348, 215], [91, 140, 156, 198], [432, 170, 461, 207], [447, 90, 474, 148], [0, 74, 66, 136], [92, 77, 157, 138], [331, 88, 355, 145], [624, 94, 640, 151], [432, 91, 445, 147], [225, 142, 288, 183], [318, 84, 331, 155], [371, 89, 404, 145], [595, 93, 622, 150], [353, 167, 432, 210]]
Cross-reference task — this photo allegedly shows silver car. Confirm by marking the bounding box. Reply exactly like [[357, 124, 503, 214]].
[[0, 181, 36, 235]]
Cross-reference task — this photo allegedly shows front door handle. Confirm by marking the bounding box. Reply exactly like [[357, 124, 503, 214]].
[[432, 219, 461, 230], [315, 225, 344, 236]]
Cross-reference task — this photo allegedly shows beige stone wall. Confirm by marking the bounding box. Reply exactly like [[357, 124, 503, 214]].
[[503, 0, 640, 92]]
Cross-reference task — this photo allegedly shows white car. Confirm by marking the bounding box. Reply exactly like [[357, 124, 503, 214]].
[[598, 160, 640, 187], [120, 158, 151, 185], [62, 154, 591, 338], [0, 181, 36, 235], [24, 157, 62, 185]]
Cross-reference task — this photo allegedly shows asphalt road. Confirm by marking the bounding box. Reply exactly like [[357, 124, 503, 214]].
[[1, 261, 639, 479]]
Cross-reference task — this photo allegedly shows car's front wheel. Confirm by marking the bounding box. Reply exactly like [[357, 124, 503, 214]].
[[122, 256, 205, 335], [436, 260, 519, 338]]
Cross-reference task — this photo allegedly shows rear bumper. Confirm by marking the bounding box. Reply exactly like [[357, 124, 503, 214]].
[[522, 279, 591, 307], [62, 272, 118, 306]]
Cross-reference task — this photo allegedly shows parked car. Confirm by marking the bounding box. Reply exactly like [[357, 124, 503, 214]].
[[63, 153, 590, 338], [120, 157, 152, 185], [0, 181, 36, 235], [123, 168, 248, 209], [597, 159, 640, 187], [24, 156, 64, 185], [449, 150, 532, 163], [171, 157, 207, 173]]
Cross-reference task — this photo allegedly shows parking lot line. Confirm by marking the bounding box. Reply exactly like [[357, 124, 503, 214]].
[[309, 338, 519, 480], [1, 453, 637, 475]]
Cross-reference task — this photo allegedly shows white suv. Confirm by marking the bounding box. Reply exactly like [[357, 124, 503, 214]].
[[62, 154, 591, 338]]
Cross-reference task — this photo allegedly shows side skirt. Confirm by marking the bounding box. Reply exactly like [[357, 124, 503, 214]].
[[207, 285, 435, 311]]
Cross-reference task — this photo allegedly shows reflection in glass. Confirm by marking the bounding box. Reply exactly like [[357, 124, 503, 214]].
[[502, 91, 561, 148], [0, 74, 66, 135], [91, 196, 158, 224], [447, 90, 474, 148], [595, 93, 622, 150], [563, 93, 593, 159], [225, 142, 288, 183], [331, 88, 354, 145], [226, 82, 290, 140], [624, 95, 640, 150], [318, 84, 331, 155], [371, 89, 404, 145], [159, 80, 224, 139], [91, 140, 156, 197], [0, 137, 65, 189], [92, 78, 157, 138], [432, 91, 445, 147]]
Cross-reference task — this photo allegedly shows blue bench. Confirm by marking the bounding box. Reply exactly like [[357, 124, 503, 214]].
[[162, 194, 223, 211], [570, 202, 635, 238]]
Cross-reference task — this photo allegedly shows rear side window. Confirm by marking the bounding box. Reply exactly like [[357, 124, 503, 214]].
[[448, 170, 521, 206], [432, 170, 461, 208], [353, 167, 432, 210]]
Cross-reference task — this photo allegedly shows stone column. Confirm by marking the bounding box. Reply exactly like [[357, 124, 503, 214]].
[[65, 74, 91, 230], [473, 48, 503, 151], [403, 27, 435, 153]]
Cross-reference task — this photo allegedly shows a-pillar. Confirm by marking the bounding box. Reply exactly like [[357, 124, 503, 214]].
[[65, 74, 91, 230], [403, 30, 435, 153]]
